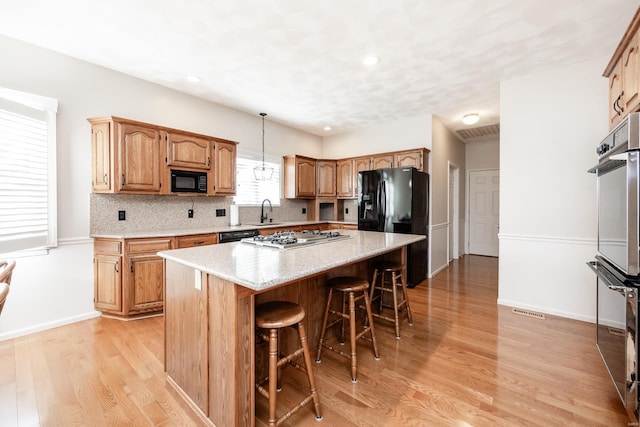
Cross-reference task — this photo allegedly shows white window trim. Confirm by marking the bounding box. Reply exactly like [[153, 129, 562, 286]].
[[0, 87, 58, 256], [234, 149, 282, 207]]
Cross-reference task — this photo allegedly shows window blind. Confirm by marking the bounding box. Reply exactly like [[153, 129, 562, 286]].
[[233, 156, 281, 205], [0, 89, 57, 254]]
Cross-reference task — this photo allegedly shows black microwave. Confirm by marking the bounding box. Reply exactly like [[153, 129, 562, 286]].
[[170, 169, 208, 193]]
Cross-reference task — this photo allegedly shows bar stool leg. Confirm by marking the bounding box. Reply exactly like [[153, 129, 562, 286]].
[[401, 268, 413, 326], [391, 271, 401, 339], [362, 290, 380, 361], [267, 328, 278, 427], [297, 321, 323, 420], [348, 291, 358, 382], [315, 288, 333, 363]]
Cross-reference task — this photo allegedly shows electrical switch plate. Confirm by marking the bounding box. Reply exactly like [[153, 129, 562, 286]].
[[195, 269, 201, 290], [118, 210, 126, 221], [216, 209, 226, 217], [188, 209, 194, 218]]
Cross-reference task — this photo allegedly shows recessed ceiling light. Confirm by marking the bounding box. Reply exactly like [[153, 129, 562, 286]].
[[363, 56, 380, 66], [324, 126, 332, 131], [186, 75, 201, 83], [462, 113, 479, 125]]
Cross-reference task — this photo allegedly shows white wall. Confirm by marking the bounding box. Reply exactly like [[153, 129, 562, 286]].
[[0, 35, 322, 339], [499, 57, 608, 322], [322, 114, 433, 158], [431, 117, 466, 275]]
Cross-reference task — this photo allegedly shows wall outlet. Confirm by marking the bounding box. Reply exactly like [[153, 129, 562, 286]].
[[302, 208, 307, 214], [345, 208, 349, 214], [216, 209, 226, 217], [188, 209, 194, 218], [118, 210, 126, 221]]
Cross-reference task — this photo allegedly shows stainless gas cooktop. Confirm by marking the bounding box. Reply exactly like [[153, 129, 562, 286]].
[[240, 229, 350, 249]]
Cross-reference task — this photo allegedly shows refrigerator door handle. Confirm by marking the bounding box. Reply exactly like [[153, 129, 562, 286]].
[[381, 181, 387, 221]]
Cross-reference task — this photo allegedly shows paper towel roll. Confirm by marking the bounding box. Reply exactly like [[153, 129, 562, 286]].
[[230, 204, 240, 226]]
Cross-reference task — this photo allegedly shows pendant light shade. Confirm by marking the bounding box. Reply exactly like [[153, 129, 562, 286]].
[[254, 112, 273, 181]]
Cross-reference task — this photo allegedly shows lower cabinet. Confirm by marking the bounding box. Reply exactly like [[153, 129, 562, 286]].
[[94, 237, 173, 318]]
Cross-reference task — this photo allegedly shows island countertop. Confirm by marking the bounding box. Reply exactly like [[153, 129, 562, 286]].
[[158, 229, 425, 292]]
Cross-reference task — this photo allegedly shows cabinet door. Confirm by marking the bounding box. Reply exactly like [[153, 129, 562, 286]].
[[395, 150, 424, 171], [317, 160, 336, 197], [623, 32, 640, 115], [213, 140, 236, 195], [126, 254, 165, 314], [167, 132, 211, 170], [94, 254, 122, 312], [296, 157, 317, 197], [352, 157, 371, 197], [336, 160, 353, 198], [609, 60, 624, 129], [117, 123, 163, 192], [91, 122, 111, 192], [371, 154, 394, 170]]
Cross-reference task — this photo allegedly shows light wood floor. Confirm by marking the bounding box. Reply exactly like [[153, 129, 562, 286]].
[[0, 255, 629, 426]]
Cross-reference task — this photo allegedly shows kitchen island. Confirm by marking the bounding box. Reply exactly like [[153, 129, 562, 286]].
[[158, 229, 426, 426]]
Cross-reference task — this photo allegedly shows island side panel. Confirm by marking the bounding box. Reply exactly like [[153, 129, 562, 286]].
[[207, 274, 255, 427], [165, 260, 209, 416]]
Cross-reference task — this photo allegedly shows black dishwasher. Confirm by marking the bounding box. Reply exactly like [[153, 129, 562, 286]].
[[218, 229, 259, 243]]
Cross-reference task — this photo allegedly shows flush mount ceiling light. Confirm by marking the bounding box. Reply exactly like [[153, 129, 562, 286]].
[[363, 55, 380, 66], [324, 126, 332, 131], [186, 75, 201, 83], [462, 113, 480, 125], [254, 112, 274, 181]]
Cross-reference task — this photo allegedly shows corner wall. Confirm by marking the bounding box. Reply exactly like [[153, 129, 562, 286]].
[[499, 57, 608, 322]]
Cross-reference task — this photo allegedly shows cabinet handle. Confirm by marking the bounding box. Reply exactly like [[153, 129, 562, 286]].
[[616, 91, 625, 115], [121, 174, 126, 186], [103, 173, 108, 185], [207, 157, 210, 167], [115, 261, 119, 273], [130, 262, 134, 273], [194, 240, 205, 245]]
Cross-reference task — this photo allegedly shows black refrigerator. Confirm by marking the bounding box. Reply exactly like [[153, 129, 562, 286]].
[[358, 167, 429, 287]]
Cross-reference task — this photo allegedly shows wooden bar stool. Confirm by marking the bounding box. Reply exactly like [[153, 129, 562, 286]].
[[255, 301, 323, 426], [315, 276, 380, 383], [369, 261, 413, 339]]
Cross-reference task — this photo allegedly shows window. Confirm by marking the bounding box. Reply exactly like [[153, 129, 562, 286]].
[[233, 153, 281, 205], [0, 87, 58, 255]]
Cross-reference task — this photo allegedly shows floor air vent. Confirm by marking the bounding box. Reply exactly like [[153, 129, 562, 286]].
[[512, 308, 546, 320]]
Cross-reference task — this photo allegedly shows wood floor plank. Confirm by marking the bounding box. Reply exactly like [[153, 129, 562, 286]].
[[0, 255, 630, 426]]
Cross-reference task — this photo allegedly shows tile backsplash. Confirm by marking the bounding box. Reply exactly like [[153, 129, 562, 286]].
[[90, 194, 310, 234]]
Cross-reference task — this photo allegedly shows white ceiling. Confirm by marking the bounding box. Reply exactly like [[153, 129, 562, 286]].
[[0, 0, 637, 138]]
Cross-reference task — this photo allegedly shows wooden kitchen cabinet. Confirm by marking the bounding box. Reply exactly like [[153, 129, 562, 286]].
[[336, 159, 353, 198], [283, 155, 317, 198], [212, 139, 237, 195], [317, 160, 336, 197], [605, 8, 640, 129], [166, 131, 211, 170], [371, 154, 394, 169], [89, 117, 164, 194], [176, 233, 218, 248], [394, 149, 429, 172], [93, 236, 173, 318], [352, 157, 371, 198]]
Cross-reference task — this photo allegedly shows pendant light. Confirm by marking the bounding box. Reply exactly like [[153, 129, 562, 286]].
[[253, 112, 273, 181]]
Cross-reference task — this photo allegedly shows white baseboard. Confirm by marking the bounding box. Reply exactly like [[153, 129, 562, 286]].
[[429, 261, 450, 278], [0, 311, 101, 342], [497, 298, 595, 324]]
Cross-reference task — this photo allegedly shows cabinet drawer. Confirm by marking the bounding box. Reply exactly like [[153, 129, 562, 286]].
[[94, 239, 122, 255], [126, 238, 173, 254], [176, 234, 218, 248]]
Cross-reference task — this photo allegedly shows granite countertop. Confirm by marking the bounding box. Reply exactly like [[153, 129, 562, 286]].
[[90, 220, 357, 239], [158, 230, 425, 292]]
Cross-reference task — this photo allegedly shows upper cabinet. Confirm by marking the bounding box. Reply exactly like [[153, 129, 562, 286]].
[[604, 8, 640, 129], [336, 159, 353, 198], [283, 155, 317, 198], [394, 149, 428, 171], [212, 139, 236, 195], [317, 160, 337, 197], [89, 116, 237, 196], [166, 131, 211, 170], [371, 154, 394, 169]]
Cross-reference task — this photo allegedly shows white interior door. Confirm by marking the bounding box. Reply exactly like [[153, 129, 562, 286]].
[[468, 169, 499, 257]]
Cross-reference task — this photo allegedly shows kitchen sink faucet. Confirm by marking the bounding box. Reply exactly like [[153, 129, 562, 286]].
[[260, 199, 272, 224]]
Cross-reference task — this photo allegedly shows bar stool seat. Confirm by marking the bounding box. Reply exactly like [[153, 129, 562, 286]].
[[255, 301, 322, 426], [315, 276, 380, 383], [370, 261, 413, 339]]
